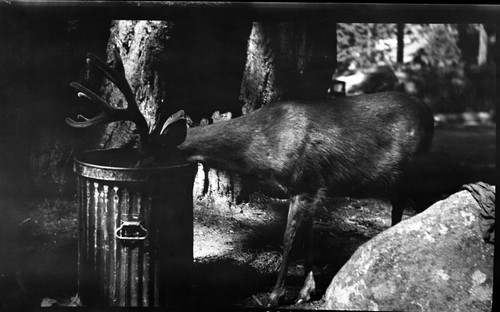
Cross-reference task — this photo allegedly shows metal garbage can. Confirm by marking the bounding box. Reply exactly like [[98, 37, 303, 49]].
[[73, 148, 196, 307]]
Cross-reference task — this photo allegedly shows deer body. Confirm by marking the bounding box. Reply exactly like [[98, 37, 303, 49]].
[[170, 91, 434, 307], [177, 91, 433, 198]]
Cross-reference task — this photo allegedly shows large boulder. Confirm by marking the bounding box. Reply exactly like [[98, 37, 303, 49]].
[[323, 183, 495, 311]]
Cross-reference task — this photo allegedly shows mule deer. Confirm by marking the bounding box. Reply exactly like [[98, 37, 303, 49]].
[[68, 49, 434, 307]]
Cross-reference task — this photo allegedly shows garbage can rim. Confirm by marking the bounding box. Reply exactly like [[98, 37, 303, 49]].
[[74, 156, 190, 171], [73, 148, 192, 181], [74, 148, 190, 171]]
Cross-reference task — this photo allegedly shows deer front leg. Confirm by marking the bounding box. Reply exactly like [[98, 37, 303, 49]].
[[267, 194, 310, 307], [296, 215, 316, 304]]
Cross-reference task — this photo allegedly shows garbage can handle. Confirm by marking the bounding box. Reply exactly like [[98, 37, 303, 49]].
[[115, 220, 148, 241]]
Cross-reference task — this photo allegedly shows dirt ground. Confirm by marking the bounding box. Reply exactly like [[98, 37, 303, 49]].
[[0, 124, 495, 309], [192, 194, 397, 310]]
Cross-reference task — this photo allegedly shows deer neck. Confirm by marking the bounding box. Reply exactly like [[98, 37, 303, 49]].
[[177, 117, 256, 173]]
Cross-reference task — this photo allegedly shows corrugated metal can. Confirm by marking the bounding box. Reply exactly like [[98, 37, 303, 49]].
[[73, 148, 196, 307]]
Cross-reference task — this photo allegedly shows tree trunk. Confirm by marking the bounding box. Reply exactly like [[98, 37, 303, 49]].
[[397, 23, 405, 64], [192, 111, 243, 207], [240, 22, 337, 114], [99, 20, 173, 149], [22, 16, 110, 197], [155, 16, 250, 208], [477, 24, 488, 66], [457, 24, 479, 68]]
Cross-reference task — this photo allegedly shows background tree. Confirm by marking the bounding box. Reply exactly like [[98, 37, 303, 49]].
[[397, 23, 405, 64], [158, 15, 251, 205], [335, 23, 495, 114], [240, 22, 337, 114], [336, 23, 397, 74], [477, 24, 488, 66]]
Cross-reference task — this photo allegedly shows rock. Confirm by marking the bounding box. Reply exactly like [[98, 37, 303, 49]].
[[323, 185, 495, 312]]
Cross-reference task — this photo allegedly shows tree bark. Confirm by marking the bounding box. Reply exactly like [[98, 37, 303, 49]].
[[99, 20, 173, 149]]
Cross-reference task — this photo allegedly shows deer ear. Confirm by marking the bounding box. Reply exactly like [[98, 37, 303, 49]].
[[161, 110, 185, 134], [157, 110, 187, 146]]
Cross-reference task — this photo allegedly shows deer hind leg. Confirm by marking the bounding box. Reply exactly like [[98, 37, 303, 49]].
[[267, 193, 317, 307], [390, 196, 407, 226], [296, 214, 316, 304]]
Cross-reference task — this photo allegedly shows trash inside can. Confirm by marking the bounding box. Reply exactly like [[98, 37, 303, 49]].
[[73, 148, 196, 307]]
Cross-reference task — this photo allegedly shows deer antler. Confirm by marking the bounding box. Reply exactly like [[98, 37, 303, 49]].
[[66, 47, 150, 144]]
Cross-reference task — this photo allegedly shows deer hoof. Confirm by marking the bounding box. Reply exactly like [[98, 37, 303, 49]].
[[295, 271, 316, 304], [266, 288, 285, 307]]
